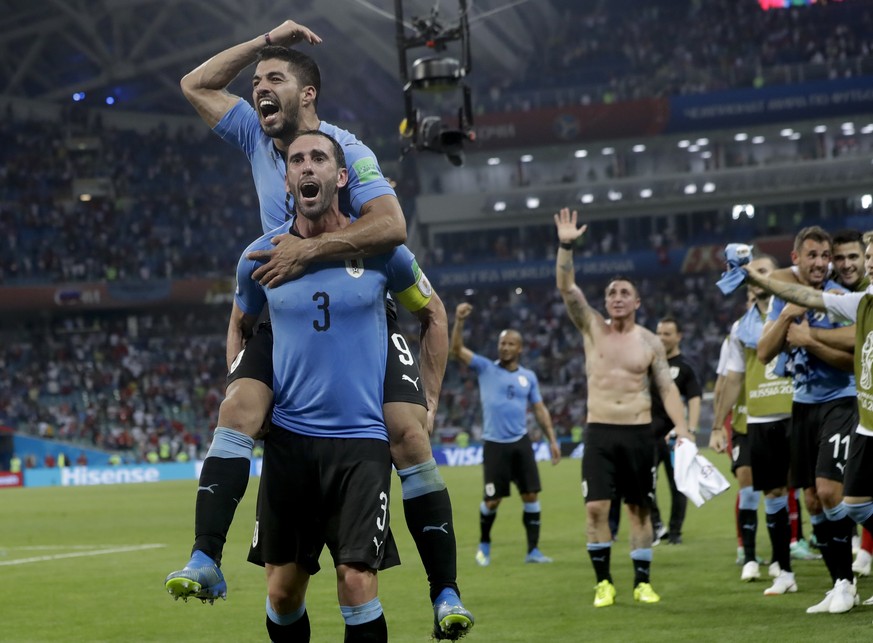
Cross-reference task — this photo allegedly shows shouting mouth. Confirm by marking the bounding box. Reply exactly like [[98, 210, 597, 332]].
[[259, 98, 281, 126]]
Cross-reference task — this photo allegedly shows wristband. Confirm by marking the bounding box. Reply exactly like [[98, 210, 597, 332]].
[[264, 32, 272, 46], [559, 241, 573, 250]]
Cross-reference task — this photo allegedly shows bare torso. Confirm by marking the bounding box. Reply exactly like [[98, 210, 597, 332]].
[[583, 324, 656, 425]]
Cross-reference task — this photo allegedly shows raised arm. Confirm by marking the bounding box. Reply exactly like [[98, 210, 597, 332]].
[[180, 20, 321, 128], [450, 303, 475, 366], [554, 207, 598, 335], [409, 291, 449, 434], [532, 401, 561, 465]]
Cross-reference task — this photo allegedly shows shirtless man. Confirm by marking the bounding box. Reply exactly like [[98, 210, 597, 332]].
[[553, 207, 690, 608]]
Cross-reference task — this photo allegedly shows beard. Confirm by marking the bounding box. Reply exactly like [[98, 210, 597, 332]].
[[261, 103, 300, 140], [295, 183, 336, 221]]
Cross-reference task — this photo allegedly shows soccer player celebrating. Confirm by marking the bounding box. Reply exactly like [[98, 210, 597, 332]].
[[450, 303, 561, 567], [554, 207, 690, 607]]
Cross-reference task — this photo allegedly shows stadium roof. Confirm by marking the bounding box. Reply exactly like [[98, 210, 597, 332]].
[[0, 0, 563, 118]]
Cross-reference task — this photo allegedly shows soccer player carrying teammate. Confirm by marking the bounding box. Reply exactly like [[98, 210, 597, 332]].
[[450, 303, 561, 567], [554, 208, 690, 607], [233, 130, 428, 641], [164, 20, 472, 639], [726, 229, 858, 613], [712, 254, 798, 594], [649, 316, 702, 546], [731, 231, 873, 605]]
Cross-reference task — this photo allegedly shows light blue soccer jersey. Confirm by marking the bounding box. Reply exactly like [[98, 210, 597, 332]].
[[468, 353, 543, 443], [768, 279, 856, 403], [235, 221, 428, 440], [214, 99, 396, 233]]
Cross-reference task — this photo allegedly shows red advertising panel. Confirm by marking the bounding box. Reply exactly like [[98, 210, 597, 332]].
[[471, 98, 670, 151], [0, 472, 22, 488]]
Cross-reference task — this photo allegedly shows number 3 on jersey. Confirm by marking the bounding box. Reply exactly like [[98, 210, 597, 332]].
[[313, 292, 330, 331]]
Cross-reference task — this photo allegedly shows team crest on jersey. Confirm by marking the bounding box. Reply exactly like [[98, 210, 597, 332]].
[[670, 366, 680, 380], [518, 374, 529, 388], [345, 259, 365, 278], [861, 331, 873, 390]]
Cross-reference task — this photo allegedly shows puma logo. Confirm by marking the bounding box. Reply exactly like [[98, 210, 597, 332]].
[[402, 374, 420, 391], [423, 523, 449, 534], [198, 484, 218, 494]]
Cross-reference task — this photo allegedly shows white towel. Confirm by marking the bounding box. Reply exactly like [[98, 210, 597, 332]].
[[673, 439, 730, 507]]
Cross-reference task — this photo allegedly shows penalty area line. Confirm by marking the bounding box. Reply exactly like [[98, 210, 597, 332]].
[[0, 543, 166, 566]]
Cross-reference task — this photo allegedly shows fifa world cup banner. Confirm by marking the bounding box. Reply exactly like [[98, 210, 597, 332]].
[[667, 76, 873, 133]]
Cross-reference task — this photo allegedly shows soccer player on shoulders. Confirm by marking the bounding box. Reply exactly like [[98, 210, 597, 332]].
[[165, 20, 472, 640]]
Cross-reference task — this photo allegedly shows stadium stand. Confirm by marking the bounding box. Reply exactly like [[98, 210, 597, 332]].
[[2, 0, 873, 464]]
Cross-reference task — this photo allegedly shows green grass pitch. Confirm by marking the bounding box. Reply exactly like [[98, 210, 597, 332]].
[[1, 452, 871, 642]]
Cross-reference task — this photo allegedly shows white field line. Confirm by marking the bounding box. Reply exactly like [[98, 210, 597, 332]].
[[0, 543, 166, 566]]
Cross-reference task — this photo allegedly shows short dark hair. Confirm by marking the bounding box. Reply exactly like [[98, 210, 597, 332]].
[[832, 229, 863, 248], [257, 46, 321, 106], [288, 130, 346, 170], [658, 315, 681, 334], [794, 226, 832, 252], [604, 275, 638, 297]]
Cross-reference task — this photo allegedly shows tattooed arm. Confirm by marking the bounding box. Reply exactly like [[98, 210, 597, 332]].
[[744, 269, 825, 310], [646, 330, 691, 440]]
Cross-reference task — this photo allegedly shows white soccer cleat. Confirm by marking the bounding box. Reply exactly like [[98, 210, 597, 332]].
[[852, 549, 872, 576], [768, 562, 781, 578], [806, 590, 834, 614], [763, 571, 797, 596], [827, 579, 858, 614], [741, 561, 760, 582]]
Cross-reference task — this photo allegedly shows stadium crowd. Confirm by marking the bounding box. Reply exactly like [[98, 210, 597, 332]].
[[481, 0, 873, 112], [1, 269, 739, 463]]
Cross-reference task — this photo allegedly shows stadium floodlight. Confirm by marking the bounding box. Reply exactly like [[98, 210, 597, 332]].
[[607, 190, 622, 201], [703, 182, 716, 193], [640, 188, 653, 198], [493, 200, 506, 212], [574, 149, 588, 158], [752, 136, 765, 144], [684, 184, 697, 195], [520, 154, 533, 163], [601, 147, 615, 155], [862, 194, 872, 209], [487, 157, 500, 166], [677, 139, 690, 148], [696, 137, 709, 146], [525, 197, 540, 209], [780, 128, 793, 137], [734, 132, 748, 141], [632, 144, 646, 153], [580, 193, 594, 204]]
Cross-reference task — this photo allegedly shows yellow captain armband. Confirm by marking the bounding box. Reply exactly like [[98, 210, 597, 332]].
[[394, 270, 434, 313]]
